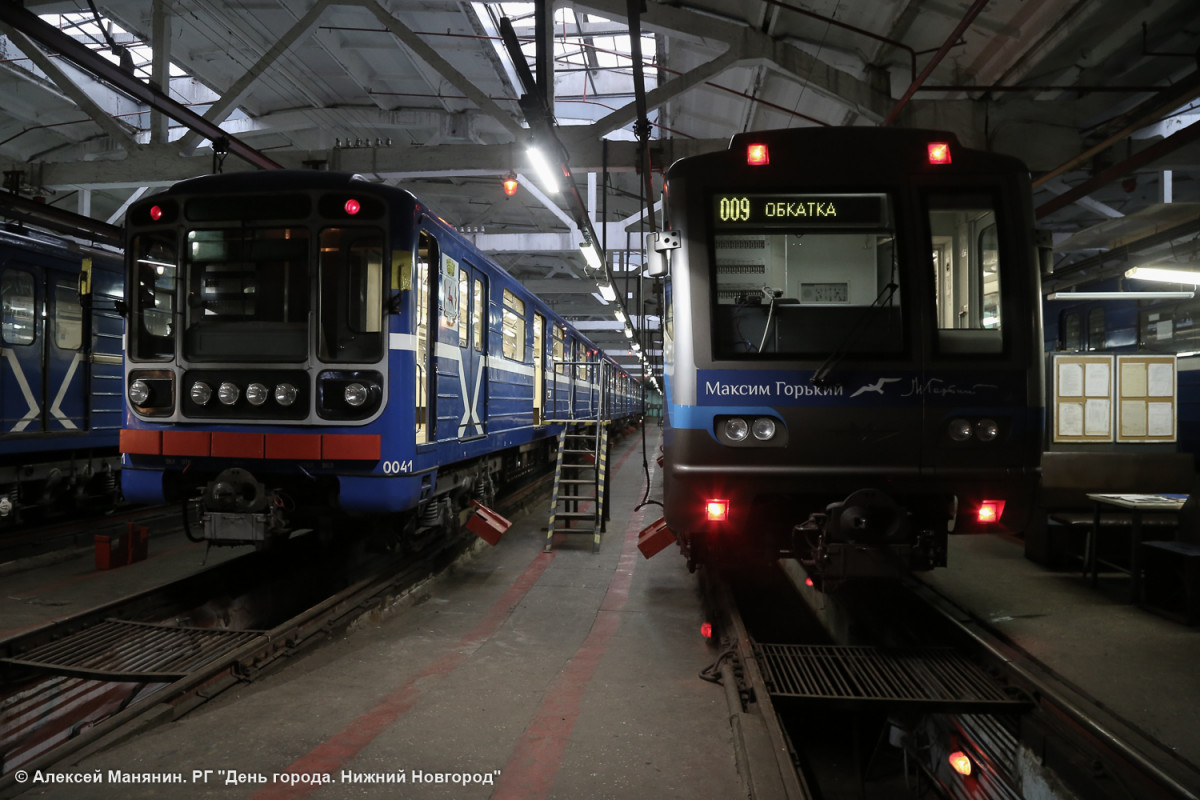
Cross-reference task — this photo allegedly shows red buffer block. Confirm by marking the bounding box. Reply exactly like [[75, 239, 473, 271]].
[[637, 517, 675, 559], [94, 523, 150, 570], [467, 500, 512, 546]]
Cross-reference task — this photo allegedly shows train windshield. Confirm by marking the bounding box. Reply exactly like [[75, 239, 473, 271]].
[[183, 227, 310, 362], [709, 193, 901, 358]]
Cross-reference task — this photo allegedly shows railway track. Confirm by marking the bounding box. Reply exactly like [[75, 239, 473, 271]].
[[0, 477, 550, 797], [702, 557, 1200, 800]]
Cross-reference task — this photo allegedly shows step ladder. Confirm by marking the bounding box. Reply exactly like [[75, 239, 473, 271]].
[[545, 420, 609, 553]]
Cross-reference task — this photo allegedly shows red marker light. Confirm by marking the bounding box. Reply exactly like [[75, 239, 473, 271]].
[[746, 143, 769, 166], [344, 198, 361, 215], [928, 142, 952, 165], [149, 205, 163, 221], [977, 500, 1005, 524], [705, 499, 729, 522], [948, 751, 972, 776], [805, 577, 814, 587], [700, 622, 713, 639]]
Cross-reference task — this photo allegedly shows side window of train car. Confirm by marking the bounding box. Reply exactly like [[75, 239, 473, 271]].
[[415, 232, 436, 444], [129, 232, 177, 360], [457, 267, 470, 347], [552, 324, 565, 373], [319, 228, 384, 362], [472, 278, 484, 352], [1061, 311, 1081, 350], [502, 289, 525, 361], [53, 282, 82, 351], [929, 193, 1003, 354], [1087, 307, 1105, 351], [1, 270, 35, 345]]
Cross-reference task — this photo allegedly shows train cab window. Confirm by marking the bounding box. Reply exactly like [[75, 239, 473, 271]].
[[53, 282, 82, 351], [929, 194, 1003, 354], [318, 227, 384, 363], [129, 232, 177, 359], [183, 227, 309, 362], [709, 192, 902, 358], [502, 289, 525, 361], [1, 269, 35, 345]]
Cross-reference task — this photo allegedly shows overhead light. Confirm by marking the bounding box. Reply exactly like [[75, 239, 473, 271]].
[[1125, 266, 1200, 284], [581, 241, 604, 271], [614, 308, 627, 324], [527, 146, 560, 194], [502, 172, 519, 196], [596, 280, 616, 302], [624, 326, 634, 339], [1047, 291, 1195, 300]]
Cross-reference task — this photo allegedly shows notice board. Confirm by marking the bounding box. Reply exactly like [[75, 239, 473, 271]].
[[1052, 354, 1113, 443], [1116, 354, 1177, 443]]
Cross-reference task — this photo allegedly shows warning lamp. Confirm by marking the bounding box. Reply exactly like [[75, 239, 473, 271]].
[[344, 198, 361, 215], [948, 751, 972, 776], [502, 173, 519, 196], [746, 143, 769, 166], [149, 205, 163, 221], [705, 499, 729, 522], [928, 142, 952, 165], [804, 577, 814, 588], [977, 500, 1005, 524], [700, 622, 713, 639]]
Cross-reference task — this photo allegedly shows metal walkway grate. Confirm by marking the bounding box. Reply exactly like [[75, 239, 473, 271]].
[[1, 619, 266, 682], [756, 643, 1032, 713]]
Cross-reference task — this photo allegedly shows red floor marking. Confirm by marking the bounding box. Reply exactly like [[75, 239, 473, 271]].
[[250, 550, 555, 800], [490, 490, 646, 799]]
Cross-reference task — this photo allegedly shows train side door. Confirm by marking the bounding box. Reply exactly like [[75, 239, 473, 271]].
[[457, 264, 487, 438], [1, 266, 43, 434], [532, 313, 545, 426], [44, 271, 87, 430], [415, 231, 436, 445]]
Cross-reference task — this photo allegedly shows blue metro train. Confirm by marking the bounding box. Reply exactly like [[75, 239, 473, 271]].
[[119, 170, 640, 546], [651, 127, 1044, 585], [0, 228, 124, 526]]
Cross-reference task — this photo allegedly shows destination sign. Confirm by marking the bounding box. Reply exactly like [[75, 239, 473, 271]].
[[712, 194, 886, 228]]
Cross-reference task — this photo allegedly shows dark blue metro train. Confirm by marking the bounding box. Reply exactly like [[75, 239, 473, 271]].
[[650, 127, 1044, 586], [0, 228, 124, 525], [119, 170, 640, 546]]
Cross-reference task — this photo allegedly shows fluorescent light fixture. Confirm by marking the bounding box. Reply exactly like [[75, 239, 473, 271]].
[[624, 326, 634, 339], [1125, 266, 1200, 284], [596, 280, 616, 302], [1047, 291, 1195, 300], [580, 241, 604, 271], [614, 308, 627, 324], [527, 147, 560, 194]]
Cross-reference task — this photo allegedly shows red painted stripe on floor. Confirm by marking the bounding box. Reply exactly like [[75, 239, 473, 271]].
[[490, 488, 648, 799], [250, 550, 554, 800]]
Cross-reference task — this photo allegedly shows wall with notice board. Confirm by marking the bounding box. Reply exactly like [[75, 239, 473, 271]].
[[1051, 353, 1177, 444]]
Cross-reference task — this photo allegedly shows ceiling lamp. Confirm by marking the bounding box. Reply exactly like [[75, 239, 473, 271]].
[[1125, 265, 1200, 284], [502, 172, 519, 196]]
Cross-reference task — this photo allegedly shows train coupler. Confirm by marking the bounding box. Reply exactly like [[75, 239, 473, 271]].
[[200, 467, 289, 543]]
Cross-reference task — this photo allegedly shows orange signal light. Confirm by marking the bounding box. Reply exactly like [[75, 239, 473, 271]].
[[928, 142, 952, 165], [977, 500, 1005, 524], [948, 751, 972, 776], [705, 499, 729, 522], [502, 173, 519, 196], [746, 143, 770, 166]]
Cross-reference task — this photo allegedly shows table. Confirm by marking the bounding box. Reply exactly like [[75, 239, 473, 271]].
[[1084, 493, 1187, 602]]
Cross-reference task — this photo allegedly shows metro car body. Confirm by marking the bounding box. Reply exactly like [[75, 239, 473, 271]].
[[0, 228, 124, 525], [652, 127, 1044, 586], [118, 170, 639, 546]]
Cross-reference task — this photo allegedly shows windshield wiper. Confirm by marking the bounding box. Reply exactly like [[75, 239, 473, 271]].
[[811, 281, 899, 388]]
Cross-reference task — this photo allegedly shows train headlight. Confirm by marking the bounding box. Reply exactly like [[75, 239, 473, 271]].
[[948, 418, 973, 442], [752, 418, 777, 441], [724, 418, 749, 441], [245, 382, 269, 406], [344, 383, 369, 407], [218, 382, 240, 406], [190, 381, 213, 406], [975, 418, 999, 442], [274, 383, 298, 407], [128, 379, 151, 405]]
